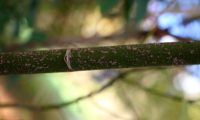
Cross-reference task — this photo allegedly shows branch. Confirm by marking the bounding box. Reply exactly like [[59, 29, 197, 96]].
[[120, 84, 140, 120], [0, 70, 131, 111], [1, 42, 200, 74], [122, 80, 184, 102]]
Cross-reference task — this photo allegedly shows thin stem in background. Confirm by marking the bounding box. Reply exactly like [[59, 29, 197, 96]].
[[0, 70, 131, 111]]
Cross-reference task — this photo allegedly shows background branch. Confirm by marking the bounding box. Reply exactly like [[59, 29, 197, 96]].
[[0, 69, 132, 111]]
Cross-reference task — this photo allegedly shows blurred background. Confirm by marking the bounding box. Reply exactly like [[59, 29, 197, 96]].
[[0, 0, 200, 119]]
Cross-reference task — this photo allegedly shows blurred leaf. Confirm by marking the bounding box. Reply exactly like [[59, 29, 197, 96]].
[[135, 0, 149, 23], [18, 19, 33, 43], [0, 15, 9, 33], [0, 2, 10, 33], [0, 0, 30, 41], [180, 98, 188, 120], [30, 31, 47, 42], [13, 19, 21, 37], [97, 0, 119, 15], [124, 0, 134, 22], [27, 0, 39, 27]]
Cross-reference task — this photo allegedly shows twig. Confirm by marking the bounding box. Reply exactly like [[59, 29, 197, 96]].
[[0, 70, 132, 111], [122, 80, 184, 102], [120, 84, 140, 120]]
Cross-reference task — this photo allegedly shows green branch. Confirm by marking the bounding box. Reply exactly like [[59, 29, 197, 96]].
[[1, 42, 200, 74]]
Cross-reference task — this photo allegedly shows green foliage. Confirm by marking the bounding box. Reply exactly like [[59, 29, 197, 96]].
[[123, 0, 134, 22], [97, 0, 149, 27], [0, 0, 29, 33], [0, 0, 40, 47], [134, 0, 149, 23], [97, 0, 119, 15], [29, 31, 47, 42], [180, 99, 189, 120]]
